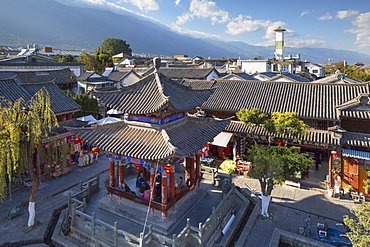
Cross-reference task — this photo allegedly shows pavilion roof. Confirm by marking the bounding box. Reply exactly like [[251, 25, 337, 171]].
[[67, 115, 230, 160], [182, 79, 370, 121], [92, 71, 215, 114]]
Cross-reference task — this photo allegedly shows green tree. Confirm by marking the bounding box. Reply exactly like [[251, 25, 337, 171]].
[[98, 38, 132, 56], [236, 108, 309, 144], [344, 202, 370, 247], [253, 55, 264, 60], [62, 54, 75, 63], [69, 93, 99, 118], [78, 52, 100, 72], [237, 108, 311, 217], [0, 88, 58, 227], [345, 64, 370, 82], [325, 61, 347, 76], [95, 50, 113, 72]]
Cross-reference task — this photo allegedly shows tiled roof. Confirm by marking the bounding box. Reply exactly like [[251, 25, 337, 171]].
[[92, 72, 215, 114], [225, 121, 341, 147], [107, 71, 131, 81], [200, 80, 370, 121], [0, 55, 84, 67], [158, 68, 218, 80], [270, 73, 312, 82], [21, 82, 81, 114], [220, 73, 255, 81], [0, 78, 32, 104], [67, 116, 231, 160], [315, 72, 364, 84], [180, 80, 216, 89], [342, 132, 370, 148], [52, 119, 89, 134], [0, 69, 76, 85]]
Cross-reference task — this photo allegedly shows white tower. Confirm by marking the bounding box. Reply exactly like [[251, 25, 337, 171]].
[[274, 26, 286, 60]]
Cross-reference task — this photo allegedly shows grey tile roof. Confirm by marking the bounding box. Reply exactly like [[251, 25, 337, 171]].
[[342, 132, 370, 148], [225, 121, 341, 147], [67, 115, 231, 160], [180, 80, 216, 89], [0, 55, 84, 67], [220, 73, 256, 81], [315, 72, 364, 84], [107, 71, 131, 81], [52, 119, 89, 134], [0, 69, 76, 85], [0, 78, 32, 104], [158, 68, 219, 80], [270, 73, 312, 82], [200, 80, 370, 121], [76, 72, 113, 83], [21, 82, 81, 114], [92, 72, 215, 114]]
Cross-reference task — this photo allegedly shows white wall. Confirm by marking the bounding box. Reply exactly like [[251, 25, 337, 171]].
[[241, 60, 270, 73]]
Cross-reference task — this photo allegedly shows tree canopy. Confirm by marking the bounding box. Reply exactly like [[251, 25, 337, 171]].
[[344, 202, 370, 247], [69, 93, 100, 118], [0, 88, 58, 226], [345, 64, 370, 82], [237, 108, 311, 217], [236, 108, 309, 143], [98, 38, 132, 56]]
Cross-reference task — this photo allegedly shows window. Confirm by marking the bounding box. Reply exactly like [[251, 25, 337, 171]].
[[312, 69, 318, 73], [281, 65, 289, 71]]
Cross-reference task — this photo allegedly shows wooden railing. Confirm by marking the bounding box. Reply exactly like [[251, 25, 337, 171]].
[[105, 176, 201, 214]]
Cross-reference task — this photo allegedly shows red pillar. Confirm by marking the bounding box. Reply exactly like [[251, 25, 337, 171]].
[[109, 156, 115, 187], [170, 169, 175, 210], [195, 153, 201, 187], [150, 168, 156, 201], [161, 174, 168, 218], [185, 157, 191, 186], [118, 157, 124, 184], [190, 157, 195, 187]]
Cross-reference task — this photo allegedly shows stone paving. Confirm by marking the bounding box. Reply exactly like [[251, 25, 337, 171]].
[[0, 155, 360, 247]]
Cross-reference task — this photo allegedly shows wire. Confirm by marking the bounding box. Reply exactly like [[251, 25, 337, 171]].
[[141, 161, 159, 239]]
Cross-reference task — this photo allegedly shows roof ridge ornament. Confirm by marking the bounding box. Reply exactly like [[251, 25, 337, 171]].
[[334, 69, 344, 81], [153, 57, 161, 73]]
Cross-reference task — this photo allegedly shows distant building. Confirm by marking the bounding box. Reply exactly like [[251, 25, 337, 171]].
[[0, 55, 84, 77]]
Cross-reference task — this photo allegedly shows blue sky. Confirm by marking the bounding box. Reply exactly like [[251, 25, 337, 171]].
[[57, 0, 370, 55]]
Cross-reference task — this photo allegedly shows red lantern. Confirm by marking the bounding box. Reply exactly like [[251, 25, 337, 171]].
[[134, 164, 142, 171], [277, 140, 283, 146], [331, 150, 339, 157], [164, 164, 173, 175]]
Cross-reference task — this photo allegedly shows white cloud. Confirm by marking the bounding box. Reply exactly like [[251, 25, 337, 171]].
[[336, 9, 359, 19], [118, 0, 159, 12], [176, 12, 194, 25], [175, 0, 229, 25], [55, 0, 159, 21], [175, 0, 181, 6], [171, 24, 235, 41], [318, 13, 333, 20], [255, 37, 326, 49], [225, 14, 285, 39], [345, 12, 370, 48], [300, 11, 309, 17]]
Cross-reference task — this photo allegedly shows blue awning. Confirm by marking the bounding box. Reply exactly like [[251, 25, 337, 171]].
[[342, 149, 370, 160]]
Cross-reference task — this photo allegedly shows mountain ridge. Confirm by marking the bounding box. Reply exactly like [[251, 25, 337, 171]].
[[1, 0, 369, 64]]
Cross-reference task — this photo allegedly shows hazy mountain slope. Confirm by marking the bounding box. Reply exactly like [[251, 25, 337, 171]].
[[0, 0, 238, 58], [1, 0, 369, 64]]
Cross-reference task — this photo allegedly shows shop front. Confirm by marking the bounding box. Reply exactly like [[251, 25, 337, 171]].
[[342, 149, 370, 194]]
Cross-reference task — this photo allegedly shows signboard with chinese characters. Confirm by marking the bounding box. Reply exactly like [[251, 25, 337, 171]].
[[332, 157, 341, 171]]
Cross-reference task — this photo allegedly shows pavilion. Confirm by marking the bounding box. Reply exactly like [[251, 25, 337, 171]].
[[67, 58, 231, 218]]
